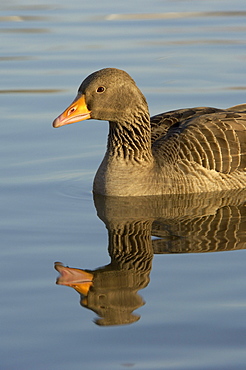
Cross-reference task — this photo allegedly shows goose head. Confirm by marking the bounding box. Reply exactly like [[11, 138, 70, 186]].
[[53, 68, 149, 128]]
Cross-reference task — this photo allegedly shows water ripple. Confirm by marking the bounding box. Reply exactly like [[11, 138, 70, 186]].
[[0, 89, 65, 94], [105, 11, 246, 21]]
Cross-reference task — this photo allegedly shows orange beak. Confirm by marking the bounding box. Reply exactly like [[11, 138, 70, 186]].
[[55, 262, 93, 296], [53, 93, 91, 128]]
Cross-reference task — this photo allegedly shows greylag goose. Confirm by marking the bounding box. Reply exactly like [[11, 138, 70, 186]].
[[53, 68, 246, 196]]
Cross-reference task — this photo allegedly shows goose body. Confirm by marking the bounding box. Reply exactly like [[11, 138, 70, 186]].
[[53, 68, 246, 196]]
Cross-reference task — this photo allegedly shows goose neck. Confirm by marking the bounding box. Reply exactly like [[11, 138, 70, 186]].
[[107, 113, 152, 164]]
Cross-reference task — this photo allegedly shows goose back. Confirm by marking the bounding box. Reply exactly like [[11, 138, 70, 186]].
[[150, 106, 246, 174]]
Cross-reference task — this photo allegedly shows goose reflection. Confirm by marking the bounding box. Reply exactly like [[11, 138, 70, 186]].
[[55, 189, 246, 326]]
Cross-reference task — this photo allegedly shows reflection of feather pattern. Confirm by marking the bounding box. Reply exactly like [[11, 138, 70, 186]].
[[108, 220, 153, 277], [83, 220, 154, 326], [55, 190, 245, 326], [152, 203, 245, 254], [95, 190, 246, 256]]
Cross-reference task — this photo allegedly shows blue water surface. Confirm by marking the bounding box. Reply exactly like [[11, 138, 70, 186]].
[[1, 1, 246, 369]]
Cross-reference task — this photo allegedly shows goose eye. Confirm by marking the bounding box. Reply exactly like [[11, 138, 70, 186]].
[[96, 86, 105, 93]]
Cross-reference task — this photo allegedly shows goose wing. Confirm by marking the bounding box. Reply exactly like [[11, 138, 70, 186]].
[[150, 107, 246, 174]]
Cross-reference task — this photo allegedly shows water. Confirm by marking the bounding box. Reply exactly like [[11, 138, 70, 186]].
[[1, 1, 246, 369]]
